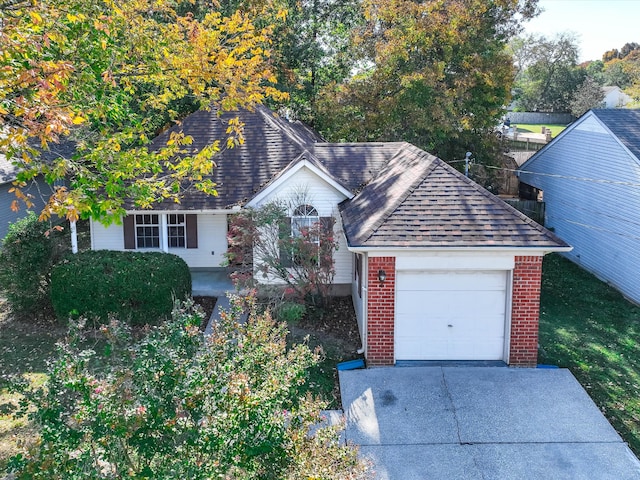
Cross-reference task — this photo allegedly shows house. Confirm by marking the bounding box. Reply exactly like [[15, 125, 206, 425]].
[[90, 106, 569, 366], [518, 109, 640, 305], [602, 86, 632, 109], [0, 142, 75, 240], [0, 156, 46, 240]]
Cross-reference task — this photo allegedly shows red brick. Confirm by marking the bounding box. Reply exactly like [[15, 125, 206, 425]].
[[509, 256, 543, 367]]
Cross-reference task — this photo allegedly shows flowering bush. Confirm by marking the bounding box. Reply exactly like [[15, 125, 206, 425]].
[[4, 296, 367, 479]]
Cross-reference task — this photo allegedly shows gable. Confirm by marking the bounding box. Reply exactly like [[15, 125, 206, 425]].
[[250, 164, 350, 216]]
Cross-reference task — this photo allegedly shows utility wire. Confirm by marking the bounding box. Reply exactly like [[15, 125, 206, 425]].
[[482, 164, 640, 188]]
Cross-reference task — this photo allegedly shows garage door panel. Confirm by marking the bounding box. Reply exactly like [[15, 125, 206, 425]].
[[397, 291, 506, 317], [397, 270, 506, 291], [395, 270, 508, 361]]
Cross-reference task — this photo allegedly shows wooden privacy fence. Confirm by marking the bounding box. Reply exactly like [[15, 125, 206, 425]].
[[504, 199, 545, 225]]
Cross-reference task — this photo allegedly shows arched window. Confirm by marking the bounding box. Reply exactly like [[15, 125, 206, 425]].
[[291, 204, 319, 241]]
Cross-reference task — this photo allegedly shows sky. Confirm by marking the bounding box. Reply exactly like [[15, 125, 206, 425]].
[[523, 0, 640, 62]]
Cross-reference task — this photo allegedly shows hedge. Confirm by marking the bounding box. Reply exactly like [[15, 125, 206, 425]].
[[0, 212, 55, 318], [51, 250, 192, 324]]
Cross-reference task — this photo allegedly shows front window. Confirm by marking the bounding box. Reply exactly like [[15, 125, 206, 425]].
[[135, 214, 160, 248], [167, 214, 186, 248], [291, 204, 319, 244]]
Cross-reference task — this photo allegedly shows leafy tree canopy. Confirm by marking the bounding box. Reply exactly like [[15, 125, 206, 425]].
[[313, 0, 539, 166], [510, 32, 584, 112], [569, 76, 605, 117], [0, 0, 286, 223]]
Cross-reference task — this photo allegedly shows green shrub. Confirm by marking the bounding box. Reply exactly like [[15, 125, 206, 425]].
[[274, 301, 307, 324], [0, 212, 56, 318], [50, 250, 191, 324]]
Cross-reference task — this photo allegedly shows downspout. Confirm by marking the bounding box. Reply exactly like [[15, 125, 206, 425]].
[[357, 252, 368, 355]]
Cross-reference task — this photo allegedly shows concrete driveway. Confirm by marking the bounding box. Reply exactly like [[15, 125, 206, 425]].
[[339, 367, 640, 480]]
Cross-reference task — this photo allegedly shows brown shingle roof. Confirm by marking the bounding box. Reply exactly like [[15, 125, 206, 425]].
[[340, 144, 569, 249], [138, 107, 401, 210]]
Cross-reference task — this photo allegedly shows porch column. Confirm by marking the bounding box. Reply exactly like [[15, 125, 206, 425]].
[[160, 214, 169, 252], [70, 220, 78, 254]]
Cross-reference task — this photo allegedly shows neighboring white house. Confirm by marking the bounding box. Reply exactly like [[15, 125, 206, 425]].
[[518, 109, 640, 304], [602, 86, 632, 109], [90, 106, 569, 366]]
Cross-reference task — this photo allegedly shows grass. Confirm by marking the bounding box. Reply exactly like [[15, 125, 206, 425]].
[[539, 254, 640, 455], [515, 123, 567, 138], [0, 300, 68, 468]]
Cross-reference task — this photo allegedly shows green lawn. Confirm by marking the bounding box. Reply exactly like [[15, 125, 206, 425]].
[[515, 123, 567, 138], [539, 254, 640, 455]]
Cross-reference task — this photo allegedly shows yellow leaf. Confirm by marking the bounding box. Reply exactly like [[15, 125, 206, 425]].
[[72, 115, 85, 125], [29, 11, 43, 25], [66, 13, 78, 23], [101, 39, 107, 50], [0, 106, 7, 115]]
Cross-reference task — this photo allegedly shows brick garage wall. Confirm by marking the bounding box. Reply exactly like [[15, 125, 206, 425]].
[[367, 257, 395, 366], [510, 255, 543, 367]]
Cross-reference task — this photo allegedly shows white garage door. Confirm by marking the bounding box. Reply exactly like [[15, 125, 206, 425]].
[[395, 270, 508, 361]]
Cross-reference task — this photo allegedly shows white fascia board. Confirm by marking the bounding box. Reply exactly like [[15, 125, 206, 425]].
[[246, 159, 353, 208], [344, 245, 573, 255], [125, 208, 237, 215]]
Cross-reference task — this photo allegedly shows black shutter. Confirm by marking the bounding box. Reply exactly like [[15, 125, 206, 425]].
[[279, 217, 293, 268], [123, 215, 136, 249], [320, 216, 334, 268], [186, 214, 198, 249]]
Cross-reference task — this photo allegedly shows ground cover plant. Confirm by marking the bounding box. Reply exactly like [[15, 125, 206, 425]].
[[2, 296, 368, 479], [539, 254, 640, 455]]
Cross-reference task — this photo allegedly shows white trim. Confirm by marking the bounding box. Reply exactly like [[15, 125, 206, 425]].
[[396, 254, 515, 271], [246, 159, 353, 208], [160, 214, 169, 252], [362, 252, 369, 360], [125, 209, 236, 214], [504, 270, 513, 364], [345, 245, 571, 254], [89, 218, 96, 250]]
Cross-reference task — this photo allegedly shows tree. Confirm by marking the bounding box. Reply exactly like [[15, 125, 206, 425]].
[[0, 0, 286, 224], [313, 0, 538, 165], [226, 198, 339, 306], [5, 298, 368, 479], [511, 33, 584, 112], [569, 76, 605, 117]]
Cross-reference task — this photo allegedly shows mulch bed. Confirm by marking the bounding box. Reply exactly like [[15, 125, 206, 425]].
[[296, 296, 361, 347]]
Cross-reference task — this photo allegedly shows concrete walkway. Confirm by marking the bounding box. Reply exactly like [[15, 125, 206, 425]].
[[339, 366, 640, 480]]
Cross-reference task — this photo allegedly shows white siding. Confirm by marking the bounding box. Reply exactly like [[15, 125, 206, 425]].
[[91, 219, 124, 250], [91, 214, 228, 269], [520, 114, 640, 304], [253, 166, 352, 285]]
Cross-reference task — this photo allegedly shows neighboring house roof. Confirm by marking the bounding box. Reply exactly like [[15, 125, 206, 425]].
[[340, 144, 568, 249], [520, 109, 640, 172], [591, 109, 640, 161]]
